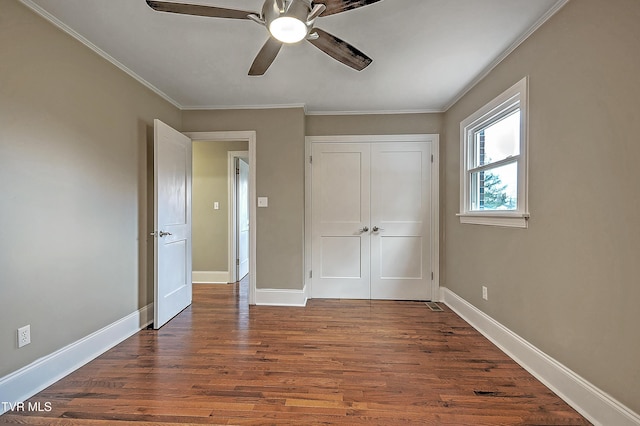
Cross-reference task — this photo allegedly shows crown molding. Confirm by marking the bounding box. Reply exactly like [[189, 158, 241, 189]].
[[442, 0, 570, 112], [305, 108, 444, 116], [20, 0, 569, 116], [16, 0, 446, 117], [181, 103, 307, 112], [19, 0, 183, 110], [182, 105, 443, 115]]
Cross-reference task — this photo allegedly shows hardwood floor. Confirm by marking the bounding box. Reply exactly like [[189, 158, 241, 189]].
[[1, 280, 590, 425]]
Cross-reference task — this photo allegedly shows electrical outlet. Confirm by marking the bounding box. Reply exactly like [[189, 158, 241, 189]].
[[482, 286, 488, 301], [18, 325, 31, 348]]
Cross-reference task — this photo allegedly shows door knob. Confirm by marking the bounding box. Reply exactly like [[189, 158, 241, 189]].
[[358, 226, 369, 233], [372, 226, 384, 232], [159, 231, 172, 237]]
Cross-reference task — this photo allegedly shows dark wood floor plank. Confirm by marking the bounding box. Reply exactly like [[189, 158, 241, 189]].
[[0, 280, 590, 425]]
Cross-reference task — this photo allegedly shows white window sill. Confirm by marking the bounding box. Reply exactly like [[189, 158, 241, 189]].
[[457, 213, 529, 228]]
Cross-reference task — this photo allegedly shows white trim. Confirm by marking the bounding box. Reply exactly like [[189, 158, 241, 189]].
[[304, 136, 313, 295], [20, 0, 568, 116], [443, 0, 569, 111], [182, 103, 307, 111], [441, 288, 640, 426], [306, 134, 437, 144], [459, 77, 529, 227], [255, 287, 308, 307], [19, 0, 182, 110], [305, 134, 440, 301], [228, 153, 238, 284], [430, 137, 440, 300], [186, 107, 445, 115], [305, 109, 444, 115], [192, 270, 230, 284], [458, 213, 528, 228], [227, 151, 249, 284], [0, 304, 153, 415], [185, 131, 257, 305]]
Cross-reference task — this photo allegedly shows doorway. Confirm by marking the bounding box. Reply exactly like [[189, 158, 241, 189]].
[[186, 131, 257, 305]]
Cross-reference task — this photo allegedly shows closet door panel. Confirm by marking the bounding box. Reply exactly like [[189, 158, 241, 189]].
[[312, 143, 371, 299], [370, 142, 432, 300]]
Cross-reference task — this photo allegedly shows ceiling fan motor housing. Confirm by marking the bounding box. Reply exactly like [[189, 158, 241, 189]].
[[262, 0, 312, 31]]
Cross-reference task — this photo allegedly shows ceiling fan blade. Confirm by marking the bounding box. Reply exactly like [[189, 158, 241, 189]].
[[307, 28, 372, 71], [249, 38, 283, 76], [313, 0, 382, 17], [146, 0, 255, 20]]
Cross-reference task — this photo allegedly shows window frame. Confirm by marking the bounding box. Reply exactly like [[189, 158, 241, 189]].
[[458, 77, 529, 228]]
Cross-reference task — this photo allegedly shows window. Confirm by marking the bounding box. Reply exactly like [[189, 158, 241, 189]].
[[459, 77, 529, 228]]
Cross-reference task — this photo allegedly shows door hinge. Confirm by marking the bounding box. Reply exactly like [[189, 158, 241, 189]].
[[309, 270, 313, 278], [431, 154, 434, 163], [236, 259, 240, 266], [309, 155, 313, 164], [431, 272, 434, 280], [236, 168, 240, 175]]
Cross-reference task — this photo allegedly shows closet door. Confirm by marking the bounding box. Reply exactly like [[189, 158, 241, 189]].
[[311, 143, 371, 299], [370, 142, 432, 300]]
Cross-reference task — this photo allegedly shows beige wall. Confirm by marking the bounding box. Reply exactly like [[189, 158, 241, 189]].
[[0, 0, 181, 376], [5, 0, 637, 414], [442, 0, 640, 413], [184, 111, 444, 290], [183, 109, 306, 290], [192, 140, 247, 272]]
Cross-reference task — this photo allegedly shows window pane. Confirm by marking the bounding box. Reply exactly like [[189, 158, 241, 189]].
[[470, 162, 518, 211], [473, 110, 520, 167]]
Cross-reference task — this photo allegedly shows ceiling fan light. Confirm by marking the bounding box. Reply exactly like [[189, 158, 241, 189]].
[[269, 16, 307, 43]]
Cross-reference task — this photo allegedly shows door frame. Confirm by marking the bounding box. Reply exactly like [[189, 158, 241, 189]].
[[186, 131, 257, 305], [227, 151, 249, 283], [304, 134, 440, 301]]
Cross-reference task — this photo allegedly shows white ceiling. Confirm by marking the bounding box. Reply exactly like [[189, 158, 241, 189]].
[[23, 0, 565, 114]]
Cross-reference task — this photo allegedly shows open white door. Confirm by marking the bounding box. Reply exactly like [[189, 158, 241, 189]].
[[237, 158, 250, 280], [153, 119, 192, 329]]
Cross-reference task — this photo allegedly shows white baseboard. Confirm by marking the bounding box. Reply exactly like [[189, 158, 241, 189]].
[[192, 270, 229, 284], [255, 286, 307, 307], [0, 304, 153, 415], [441, 287, 640, 426]]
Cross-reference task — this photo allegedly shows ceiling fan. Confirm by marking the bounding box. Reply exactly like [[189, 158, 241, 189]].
[[145, 0, 381, 75]]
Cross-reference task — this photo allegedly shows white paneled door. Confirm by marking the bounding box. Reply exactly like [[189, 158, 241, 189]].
[[312, 143, 371, 299], [237, 157, 250, 280], [370, 143, 431, 300], [153, 119, 192, 329], [311, 139, 433, 300]]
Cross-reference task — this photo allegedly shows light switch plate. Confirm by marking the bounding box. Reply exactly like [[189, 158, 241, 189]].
[[257, 197, 268, 207]]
